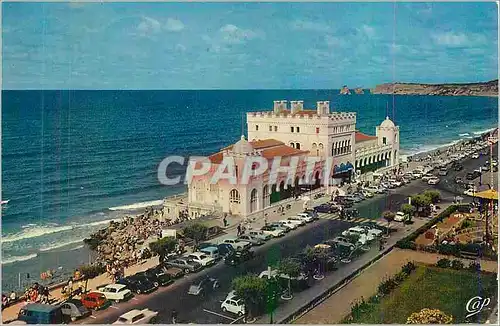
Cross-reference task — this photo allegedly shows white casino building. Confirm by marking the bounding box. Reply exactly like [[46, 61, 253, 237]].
[[164, 100, 400, 219]]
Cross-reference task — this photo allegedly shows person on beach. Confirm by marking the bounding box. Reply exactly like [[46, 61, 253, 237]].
[[9, 291, 16, 303]]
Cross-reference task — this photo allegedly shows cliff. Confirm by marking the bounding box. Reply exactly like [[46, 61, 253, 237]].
[[371, 80, 498, 97]]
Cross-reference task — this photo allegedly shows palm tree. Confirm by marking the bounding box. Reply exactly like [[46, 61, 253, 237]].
[[382, 211, 395, 238]]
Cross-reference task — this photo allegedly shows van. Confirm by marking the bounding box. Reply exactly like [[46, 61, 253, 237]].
[[18, 303, 65, 324], [199, 246, 221, 261]]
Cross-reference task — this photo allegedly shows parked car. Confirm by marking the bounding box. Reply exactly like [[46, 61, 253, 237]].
[[60, 299, 91, 322], [269, 221, 292, 232], [185, 252, 216, 267], [260, 225, 285, 237], [117, 275, 158, 295], [187, 276, 220, 296], [18, 304, 64, 324], [394, 211, 407, 222], [200, 243, 236, 257], [160, 266, 185, 279], [455, 176, 463, 184], [421, 173, 435, 181], [472, 153, 480, 159], [438, 168, 448, 176], [113, 309, 158, 324], [80, 292, 110, 311], [238, 234, 265, 246], [453, 164, 463, 171], [278, 219, 300, 229], [288, 215, 311, 224], [360, 190, 374, 198], [428, 177, 440, 185], [224, 249, 255, 266], [314, 203, 338, 213], [358, 225, 383, 237], [324, 236, 355, 250], [464, 188, 475, 196], [221, 298, 246, 316], [342, 227, 373, 242], [247, 230, 272, 241], [221, 238, 252, 251], [302, 210, 319, 219], [141, 268, 174, 287], [360, 221, 386, 233], [164, 258, 202, 274], [482, 165, 490, 172], [96, 284, 133, 303]]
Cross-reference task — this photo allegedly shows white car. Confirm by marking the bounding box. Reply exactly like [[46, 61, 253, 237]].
[[388, 179, 403, 187], [421, 174, 434, 181], [394, 211, 406, 222], [221, 297, 246, 316], [247, 230, 272, 241], [361, 190, 374, 198], [412, 171, 423, 179], [296, 213, 314, 223], [287, 216, 309, 225], [279, 220, 300, 229], [96, 284, 133, 303], [342, 227, 374, 242], [428, 177, 440, 185], [186, 252, 216, 267], [260, 226, 285, 237], [222, 238, 251, 251], [113, 309, 158, 324], [472, 153, 480, 159], [358, 225, 383, 238]]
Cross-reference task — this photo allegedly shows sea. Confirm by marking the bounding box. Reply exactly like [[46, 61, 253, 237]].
[[1, 89, 498, 292]]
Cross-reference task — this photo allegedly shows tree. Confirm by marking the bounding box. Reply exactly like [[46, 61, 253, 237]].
[[149, 236, 177, 263], [423, 190, 441, 204], [382, 211, 395, 237], [277, 258, 302, 299], [406, 308, 453, 324], [411, 194, 432, 216], [183, 223, 208, 247], [232, 275, 268, 319], [401, 204, 416, 223], [303, 246, 330, 276]]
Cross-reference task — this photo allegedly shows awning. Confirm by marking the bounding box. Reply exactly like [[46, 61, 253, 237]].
[[473, 189, 499, 201]]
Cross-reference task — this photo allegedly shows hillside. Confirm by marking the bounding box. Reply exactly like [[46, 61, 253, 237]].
[[371, 80, 498, 96]]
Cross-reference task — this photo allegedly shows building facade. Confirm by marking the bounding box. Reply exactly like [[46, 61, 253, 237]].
[[164, 100, 400, 219]]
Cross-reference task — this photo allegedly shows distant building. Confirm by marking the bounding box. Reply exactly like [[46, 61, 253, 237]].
[[164, 100, 400, 219]]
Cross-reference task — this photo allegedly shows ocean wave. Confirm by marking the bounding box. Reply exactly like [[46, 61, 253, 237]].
[[472, 127, 496, 136], [109, 199, 164, 211], [68, 244, 85, 251], [458, 133, 470, 137], [1, 217, 122, 244], [406, 139, 462, 157], [39, 239, 85, 252], [2, 253, 38, 265]]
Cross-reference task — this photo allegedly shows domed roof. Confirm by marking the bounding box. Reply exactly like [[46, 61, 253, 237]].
[[233, 135, 254, 154], [380, 116, 396, 128]]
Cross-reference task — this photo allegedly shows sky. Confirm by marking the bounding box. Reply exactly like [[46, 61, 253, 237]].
[[2, 2, 498, 90]]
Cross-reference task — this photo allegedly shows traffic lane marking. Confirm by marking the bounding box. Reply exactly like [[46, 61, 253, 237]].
[[202, 309, 236, 321], [89, 315, 97, 319], [110, 305, 120, 310]]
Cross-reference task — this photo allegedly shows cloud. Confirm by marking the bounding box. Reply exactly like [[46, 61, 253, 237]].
[[219, 24, 258, 44], [290, 20, 331, 32], [137, 16, 161, 36], [165, 18, 184, 32], [431, 31, 486, 47]]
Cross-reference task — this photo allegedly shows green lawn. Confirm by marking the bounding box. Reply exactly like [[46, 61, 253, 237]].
[[345, 265, 497, 324]]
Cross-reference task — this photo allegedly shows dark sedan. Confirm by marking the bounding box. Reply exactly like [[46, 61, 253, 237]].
[[314, 204, 338, 213], [187, 276, 220, 296], [139, 268, 174, 287], [224, 249, 255, 266], [116, 275, 158, 295]]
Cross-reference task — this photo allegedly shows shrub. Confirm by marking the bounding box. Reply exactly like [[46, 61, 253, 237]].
[[401, 261, 416, 275], [467, 261, 481, 272], [378, 277, 397, 296], [394, 272, 406, 284], [436, 243, 460, 256], [79, 263, 106, 279], [407, 308, 453, 324], [396, 239, 417, 250], [436, 258, 451, 268], [423, 190, 441, 204], [451, 259, 464, 270]]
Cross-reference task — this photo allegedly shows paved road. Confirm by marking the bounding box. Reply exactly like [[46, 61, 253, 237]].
[[78, 146, 497, 324]]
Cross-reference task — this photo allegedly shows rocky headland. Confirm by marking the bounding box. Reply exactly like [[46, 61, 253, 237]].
[[371, 79, 498, 97]]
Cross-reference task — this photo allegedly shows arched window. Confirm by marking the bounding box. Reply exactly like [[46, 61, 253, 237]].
[[296, 143, 301, 150], [262, 185, 270, 207], [290, 142, 295, 148], [229, 189, 240, 204], [250, 189, 258, 213], [312, 143, 317, 149]]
